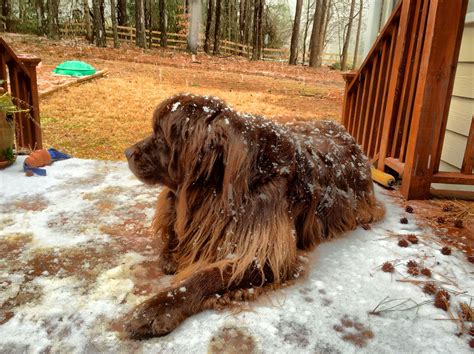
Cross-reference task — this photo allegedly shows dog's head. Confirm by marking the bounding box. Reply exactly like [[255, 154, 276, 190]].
[[126, 94, 238, 191]]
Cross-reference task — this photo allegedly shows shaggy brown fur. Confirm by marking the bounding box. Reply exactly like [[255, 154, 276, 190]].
[[124, 93, 384, 339]]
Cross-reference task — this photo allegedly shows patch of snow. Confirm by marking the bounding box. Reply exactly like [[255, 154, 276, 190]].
[[0, 158, 472, 353], [171, 102, 181, 112]]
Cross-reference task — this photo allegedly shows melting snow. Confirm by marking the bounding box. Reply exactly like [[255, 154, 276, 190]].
[[0, 157, 472, 353]]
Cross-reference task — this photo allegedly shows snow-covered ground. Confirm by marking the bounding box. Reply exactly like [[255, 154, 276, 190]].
[[0, 157, 472, 353]]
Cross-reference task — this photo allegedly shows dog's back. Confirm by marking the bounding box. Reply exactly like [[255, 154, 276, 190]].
[[285, 120, 385, 249]]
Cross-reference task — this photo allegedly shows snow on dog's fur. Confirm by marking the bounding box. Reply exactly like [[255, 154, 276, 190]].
[[124, 94, 384, 338]]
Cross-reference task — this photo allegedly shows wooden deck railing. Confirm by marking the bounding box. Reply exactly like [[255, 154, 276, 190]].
[[342, 0, 470, 199], [0, 38, 42, 150]]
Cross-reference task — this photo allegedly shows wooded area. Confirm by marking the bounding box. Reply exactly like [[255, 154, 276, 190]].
[[0, 0, 365, 68]]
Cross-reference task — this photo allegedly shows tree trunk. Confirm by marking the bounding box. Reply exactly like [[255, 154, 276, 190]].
[[314, 0, 328, 67], [302, 0, 313, 65], [353, 0, 363, 68], [341, 0, 356, 71], [136, 0, 146, 48], [289, 0, 303, 65], [145, 0, 152, 48], [239, 0, 244, 43], [1, 0, 13, 32], [93, 0, 106, 47], [110, 0, 120, 48], [46, 0, 60, 39], [308, 0, 323, 67], [159, 0, 167, 47], [187, 0, 201, 54], [213, 0, 222, 55], [34, 0, 46, 35], [18, 0, 27, 21], [118, 0, 128, 25], [243, 0, 251, 49], [252, 0, 264, 60], [203, 0, 213, 53], [83, 0, 93, 42]]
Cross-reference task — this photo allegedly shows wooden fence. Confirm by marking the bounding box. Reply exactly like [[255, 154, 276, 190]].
[[0, 37, 42, 150], [59, 23, 349, 64], [342, 0, 471, 199]]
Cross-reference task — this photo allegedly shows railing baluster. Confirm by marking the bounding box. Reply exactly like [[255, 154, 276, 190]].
[[367, 38, 389, 158], [361, 53, 381, 153], [399, 0, 430, 162], [374, 24, 398, 157], [390, 0, 423, 160], [349, 76, 363, 136]]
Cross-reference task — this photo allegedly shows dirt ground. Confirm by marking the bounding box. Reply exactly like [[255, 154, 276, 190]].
[[4, 33, 344, 160]]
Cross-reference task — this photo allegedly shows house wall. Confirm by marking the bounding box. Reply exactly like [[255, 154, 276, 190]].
[[434, 12, 474, 192]]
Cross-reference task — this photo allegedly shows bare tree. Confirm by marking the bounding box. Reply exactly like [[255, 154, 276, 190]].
[[92, 0, 106, 47], [204, 0, 213, 53], [159, 0, 167, 47], [314, 0, 328, 67], [46, 0, 60, 39], [136, 0, 146, 48], [289, 0, 303, 65], [242, 0, 251, 48], [83, 0, 93, 42], [352, 0, 363, 68], [117, 0, 128, 25], [110, 0, 120, 48], [213, 0, 222, 55], [34, 0, 46, 34], [1, 0, 14, 31], [308, 0, 323, 67], [187, 0, 201, 56], [252, 0, 265, 60], [302, 0, 314, 64], [341, 0, 356, 71]]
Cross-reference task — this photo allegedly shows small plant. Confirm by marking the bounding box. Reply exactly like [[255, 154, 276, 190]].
[[4, 146, 14, 162], [0, 90, 28, 115], [0, 87, 29, 167]]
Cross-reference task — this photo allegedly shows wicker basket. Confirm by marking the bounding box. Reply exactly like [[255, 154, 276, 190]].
[[0, 112, 16, 169]]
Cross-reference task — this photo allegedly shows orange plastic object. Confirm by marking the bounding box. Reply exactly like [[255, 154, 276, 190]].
[[25, 149, 52, 168]]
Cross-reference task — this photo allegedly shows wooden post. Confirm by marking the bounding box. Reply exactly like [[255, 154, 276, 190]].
[[400, 0, 468, 199], [18, 54, 42, 150]]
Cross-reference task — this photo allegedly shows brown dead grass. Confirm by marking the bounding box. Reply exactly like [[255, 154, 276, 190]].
[[4, 33, 344, 160]]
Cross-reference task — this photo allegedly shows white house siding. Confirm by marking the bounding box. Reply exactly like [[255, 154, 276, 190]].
[[434, 13, 474, 193]]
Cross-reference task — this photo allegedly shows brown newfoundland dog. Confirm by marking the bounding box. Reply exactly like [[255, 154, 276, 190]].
[[124, 93, 384, 339]]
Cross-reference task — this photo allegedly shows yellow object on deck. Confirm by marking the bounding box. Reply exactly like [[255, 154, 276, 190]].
[[371, 167, 395, 188]]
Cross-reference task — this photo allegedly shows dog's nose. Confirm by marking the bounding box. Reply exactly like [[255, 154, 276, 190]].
[[125, 148, 134, 160]]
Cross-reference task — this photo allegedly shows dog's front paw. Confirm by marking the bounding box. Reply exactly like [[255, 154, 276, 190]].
[[124, 293, 189, 339]]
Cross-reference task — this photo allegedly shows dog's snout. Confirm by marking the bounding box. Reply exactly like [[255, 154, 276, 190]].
[[125, 147, 135, 160]]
